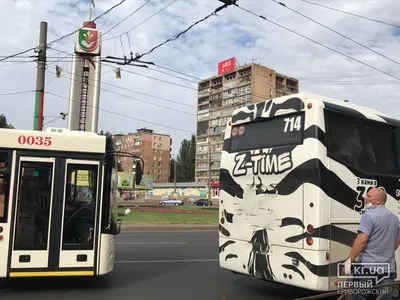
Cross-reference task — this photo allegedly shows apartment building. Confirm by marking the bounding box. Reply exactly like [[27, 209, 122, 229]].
[[195, 62, 299, 182], [114, 128, 171, 183]]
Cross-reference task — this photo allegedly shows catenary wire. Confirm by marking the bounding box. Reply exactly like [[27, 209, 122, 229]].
[[273, 0, 400, 68], [45, 91, 195, 133], [44, 57, 198, 108], [222, 0, 400, 83], [133, 2, 230, 60], [298, 0, 400, 29], [46, 69, 197, 115], [0, 0, 128, 63], [100, 0, 152, 38], [103, 0, 179, 42]]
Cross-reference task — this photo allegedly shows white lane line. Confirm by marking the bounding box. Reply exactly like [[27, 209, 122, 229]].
[[120, 230, 217, 233], [115, 259, 219, 263], [117, 241, 189, 245]]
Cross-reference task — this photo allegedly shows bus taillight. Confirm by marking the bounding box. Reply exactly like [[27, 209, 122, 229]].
[[220, 217, 225, 224], [306, 237, 313, 246], [0, 227, 3, 233], [306, 224, 314, 234]]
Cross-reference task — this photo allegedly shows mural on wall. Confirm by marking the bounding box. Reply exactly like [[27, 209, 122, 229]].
[[147, 187, 209, 197]]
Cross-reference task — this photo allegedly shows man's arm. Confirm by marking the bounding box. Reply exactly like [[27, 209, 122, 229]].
[[349, 233, 369, 263], [396, 238, 400, 250], [347, 214, 373, 263]]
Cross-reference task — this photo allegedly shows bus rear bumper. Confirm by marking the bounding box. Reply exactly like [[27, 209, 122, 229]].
[[219, 236, 334, 291]]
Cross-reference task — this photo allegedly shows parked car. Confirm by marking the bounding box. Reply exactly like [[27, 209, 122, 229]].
[[159, 198, 184, 206], [194, 198, 211, 206]]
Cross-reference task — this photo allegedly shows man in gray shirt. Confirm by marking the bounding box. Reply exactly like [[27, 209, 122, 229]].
[[346, 187, 400, 299]]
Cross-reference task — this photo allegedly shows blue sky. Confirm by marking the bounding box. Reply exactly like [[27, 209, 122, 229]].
[[1, 0, 400, 155]]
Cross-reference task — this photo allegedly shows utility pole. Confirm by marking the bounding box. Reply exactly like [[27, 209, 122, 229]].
[[208, 139, 212, 204], [174, 157, 177, 194], [33, 21, 48, 131]]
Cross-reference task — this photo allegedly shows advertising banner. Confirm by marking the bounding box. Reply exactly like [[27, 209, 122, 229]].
[[118, 172, 134, 189], [218, 57, 235, 75], [135, 174, 154, 190]]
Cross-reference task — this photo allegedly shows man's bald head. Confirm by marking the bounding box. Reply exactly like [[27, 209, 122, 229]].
[[365, 187, 387, 205]]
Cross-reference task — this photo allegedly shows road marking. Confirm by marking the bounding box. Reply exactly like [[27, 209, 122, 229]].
[[120, 230, 217, 233], [117, 241, 189, 245], [115, 259, 218, 263]]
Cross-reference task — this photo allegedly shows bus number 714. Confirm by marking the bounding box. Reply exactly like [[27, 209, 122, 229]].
[[283, 116, 302, 132]]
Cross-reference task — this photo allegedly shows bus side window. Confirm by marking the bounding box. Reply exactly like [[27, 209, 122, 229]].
[[362, 124, 398, 174], [395, 128, 400, 169], [326, 111, 363, 169], [0, 151, 10, 222], [326, 110, 399, 175]]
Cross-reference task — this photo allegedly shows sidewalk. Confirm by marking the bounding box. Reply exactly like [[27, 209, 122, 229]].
[[121, 223, 219, 231]]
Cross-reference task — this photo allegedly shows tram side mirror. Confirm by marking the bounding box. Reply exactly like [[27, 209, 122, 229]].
[[135, 161, 143, 186], [116, 219, 122, 234]]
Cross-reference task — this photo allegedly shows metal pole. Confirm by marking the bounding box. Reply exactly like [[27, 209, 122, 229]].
[[208, 139, 212, 203], [174, 157, 177, 193], [33, 21, 47, 131]]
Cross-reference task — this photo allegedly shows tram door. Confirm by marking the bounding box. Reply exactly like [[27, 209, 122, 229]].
[[8, 156, 101, 277]]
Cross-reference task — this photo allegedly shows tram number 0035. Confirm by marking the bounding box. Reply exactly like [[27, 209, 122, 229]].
[[17, 135, 52, 146]]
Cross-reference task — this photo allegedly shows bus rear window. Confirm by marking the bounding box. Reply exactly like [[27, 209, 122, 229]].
[[228, 112, 305, 153], [0, 151, 10, 222]]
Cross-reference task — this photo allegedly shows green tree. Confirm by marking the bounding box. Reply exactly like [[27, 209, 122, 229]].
[[98, 130, 123, 171], [0, 114, 14, 129], [98, 130, 112, 137], [175, 135, 196, 182]]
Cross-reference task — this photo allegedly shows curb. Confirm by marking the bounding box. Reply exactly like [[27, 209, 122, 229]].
[[121, 224, 219, 232]]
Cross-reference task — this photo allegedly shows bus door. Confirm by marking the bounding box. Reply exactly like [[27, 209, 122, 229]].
[[9, 156, 101, 276]]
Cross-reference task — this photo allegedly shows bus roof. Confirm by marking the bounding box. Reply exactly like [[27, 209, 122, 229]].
[[0, 127, 107, 153], [230, 92, 400, 127]]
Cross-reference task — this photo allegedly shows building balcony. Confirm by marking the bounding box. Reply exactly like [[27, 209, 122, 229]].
[[198, 88, 210, 96], [198, 108, 209, 115]]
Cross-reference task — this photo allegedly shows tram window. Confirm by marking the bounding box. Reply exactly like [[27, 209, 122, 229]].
[[62, 164, 98, 250], [0, 152, 10, 222]]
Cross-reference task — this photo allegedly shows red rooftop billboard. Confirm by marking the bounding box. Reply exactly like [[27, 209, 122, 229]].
[[218, 57, 235, 75]]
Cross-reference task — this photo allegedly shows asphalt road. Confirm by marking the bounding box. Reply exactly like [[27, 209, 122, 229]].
[[0, 231, 337, 300]]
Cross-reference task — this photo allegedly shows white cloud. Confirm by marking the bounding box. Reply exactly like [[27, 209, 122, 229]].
[[1, 0, 400, 155]]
